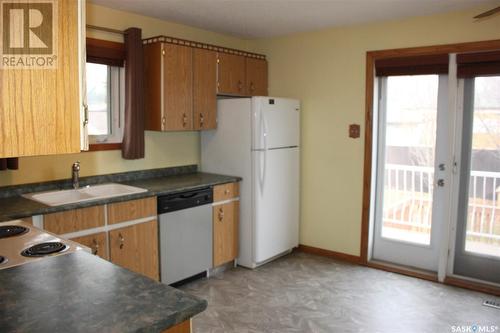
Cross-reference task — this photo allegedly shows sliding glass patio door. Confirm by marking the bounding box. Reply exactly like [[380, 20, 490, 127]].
[[453, 76, 500, 284], [372, 74, 450, 271]]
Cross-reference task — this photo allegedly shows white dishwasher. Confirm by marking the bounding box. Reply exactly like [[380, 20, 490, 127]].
[[158, 187, 213, 285]]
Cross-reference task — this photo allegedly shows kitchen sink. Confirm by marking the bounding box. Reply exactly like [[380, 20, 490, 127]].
[[23, 183, 148, 207]]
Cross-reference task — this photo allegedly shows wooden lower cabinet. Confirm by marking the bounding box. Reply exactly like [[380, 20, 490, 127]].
[[213, 201, 239, 267], [109, 220, 160, 281], [70, 232, 108, 260], [107, 197, 156, 225], [213, 182, 239, 202], [44, 206, 105, 234]]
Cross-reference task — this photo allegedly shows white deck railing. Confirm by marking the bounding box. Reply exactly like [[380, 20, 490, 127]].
[[383, 164, 500, 242]]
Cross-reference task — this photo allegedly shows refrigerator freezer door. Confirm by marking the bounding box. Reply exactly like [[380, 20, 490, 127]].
[[253, 147, 299, 264], [252, 97, 300, 150]]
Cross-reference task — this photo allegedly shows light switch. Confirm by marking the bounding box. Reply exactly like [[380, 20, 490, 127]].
[[349, 124, 360, 139]]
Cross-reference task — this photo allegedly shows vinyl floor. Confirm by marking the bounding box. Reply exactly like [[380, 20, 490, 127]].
[[180, 251, 500, 333]]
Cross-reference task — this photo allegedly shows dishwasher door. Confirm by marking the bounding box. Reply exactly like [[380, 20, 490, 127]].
[[159, 204, 213, 285]]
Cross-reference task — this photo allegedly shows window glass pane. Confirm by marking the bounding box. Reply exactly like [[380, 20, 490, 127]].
[[381, 75, 439, 245], [86, 63, 111, 136], [465, 76, 500, 258]]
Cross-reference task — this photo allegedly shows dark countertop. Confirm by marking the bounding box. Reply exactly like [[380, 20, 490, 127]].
[[0, 171, 241, 222], [0, 251, 207, 333]]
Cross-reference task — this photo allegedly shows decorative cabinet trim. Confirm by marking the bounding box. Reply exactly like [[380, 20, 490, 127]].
[[143, 35, 266, 60]]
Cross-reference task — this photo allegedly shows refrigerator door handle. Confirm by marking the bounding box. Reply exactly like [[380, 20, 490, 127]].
[[262, 111, 268, 152], [258, 111, 268, 193], [258, 150, 267, 194]]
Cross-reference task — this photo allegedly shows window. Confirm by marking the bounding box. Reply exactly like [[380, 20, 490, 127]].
[[86, 62, 124, 144]]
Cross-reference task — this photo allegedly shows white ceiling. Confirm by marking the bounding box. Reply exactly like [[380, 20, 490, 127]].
[[90, 0, 497, 39]]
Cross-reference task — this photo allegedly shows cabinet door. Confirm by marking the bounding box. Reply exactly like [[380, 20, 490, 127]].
[[163, 43, 193, 131], [213, 201, 239, 267], [193, 49, 217, 130], [70, 232, 108, 261], [144, 43, 163, 131], [246, 58, 268, 96], [213, 182, 239, 202], [217, 53, 246, 96], [109, 220, 159, 280], [0, 0, 81, 157], [107, 197, 156, 225], [44, 206, 105, 234]]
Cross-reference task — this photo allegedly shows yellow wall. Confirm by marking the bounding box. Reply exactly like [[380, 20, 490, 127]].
[[0, 2, 250, 187], [249, 5, 500, 256], [4, 2, 500, 258]]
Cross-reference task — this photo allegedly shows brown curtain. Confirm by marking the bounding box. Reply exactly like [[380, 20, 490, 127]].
[[122, 27, 145, 160], [86, 38, 125, 67], [457, 50, 500, 78], [0, 158, 19, 170], [376, 54, 449, 76]]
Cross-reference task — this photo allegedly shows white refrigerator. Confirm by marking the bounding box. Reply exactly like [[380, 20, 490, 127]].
[[201, 97, 300, 268]]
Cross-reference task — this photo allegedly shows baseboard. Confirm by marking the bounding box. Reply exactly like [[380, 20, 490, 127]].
[[445, 276, 500, 297], [297, 244, 361, 264], [298, 244, 500, 297]]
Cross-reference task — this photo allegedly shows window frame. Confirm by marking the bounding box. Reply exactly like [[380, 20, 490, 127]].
[[86, 64, 125, 146], [85, 38, 125, 152]]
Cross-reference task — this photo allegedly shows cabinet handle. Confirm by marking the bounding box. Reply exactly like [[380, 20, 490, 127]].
[[224, 189, 230, 195], [182, 113, 188, 127], [119, 233, 124, 249], [83, 103, 89, 126], [218, 207, 224, 221], [250, 82, 255, 92], [200, 113, 204, 127], [237, 80, 243, 91], [91, 238, 99, 256], [162, 116, 166, 127]]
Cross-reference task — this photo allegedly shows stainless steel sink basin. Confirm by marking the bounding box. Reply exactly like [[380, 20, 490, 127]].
[[23, 183, 148, 207]]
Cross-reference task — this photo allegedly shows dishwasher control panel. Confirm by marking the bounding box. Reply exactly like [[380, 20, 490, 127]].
[[157, 187, 213, 214]]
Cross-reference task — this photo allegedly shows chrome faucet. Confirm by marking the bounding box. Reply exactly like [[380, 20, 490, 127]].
[[72, 161, 80, 189]]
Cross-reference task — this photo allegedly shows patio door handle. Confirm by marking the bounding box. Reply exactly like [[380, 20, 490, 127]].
[[437, 179, 445, 187]]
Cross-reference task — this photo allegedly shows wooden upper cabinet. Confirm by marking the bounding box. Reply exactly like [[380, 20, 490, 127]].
[[217, 53, 246, 96], [109, 220, 160, 281], [246, 58, 268, 96], [0, 0, 82, 157], [144, 42, 162, 131], [193, 49, 217, 130], [163, 43, 193, 131], [144, 43, 193, 131]]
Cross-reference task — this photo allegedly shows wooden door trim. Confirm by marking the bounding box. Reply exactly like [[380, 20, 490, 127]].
[[444, 276, 500, 297], [367, 261, 438, 282], [360, 39, 500, 265], [298, 245, 500, 296]]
